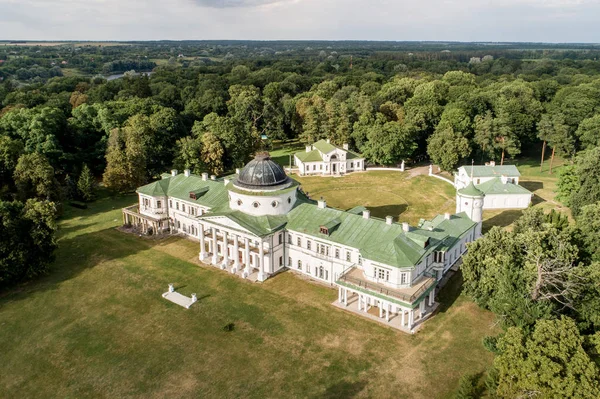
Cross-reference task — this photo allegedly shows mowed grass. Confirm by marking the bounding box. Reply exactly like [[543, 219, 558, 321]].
[[0, 195, 498, 398], [294, 171, 456, 225]]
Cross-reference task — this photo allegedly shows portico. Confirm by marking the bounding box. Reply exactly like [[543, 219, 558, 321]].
[[334, 284, 437, 333], [199, 224, 269, 282]]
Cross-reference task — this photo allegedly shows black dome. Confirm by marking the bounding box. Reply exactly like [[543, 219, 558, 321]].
[[234, 153, 291, 190]]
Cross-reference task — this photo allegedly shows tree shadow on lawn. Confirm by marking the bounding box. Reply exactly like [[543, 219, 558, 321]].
[[520, 180, 543, 193], [0, 227, 160, 303], [320, 379, 367, 399], [366, 204, 408, 220], [482, 210, 523, 233], [436, 270, 464, 314]]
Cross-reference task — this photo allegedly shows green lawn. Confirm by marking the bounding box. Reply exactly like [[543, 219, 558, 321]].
[[0, 194, 498, 398], [294, 171, 457, 225]]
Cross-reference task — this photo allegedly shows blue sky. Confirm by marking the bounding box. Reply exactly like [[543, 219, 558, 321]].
[[0, 0, 598, 42]]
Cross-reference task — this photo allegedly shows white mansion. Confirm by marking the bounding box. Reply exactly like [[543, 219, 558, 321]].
[[294, 139, 365, 176], [454, 162, 532, 210], [123, 153, 481, 332]]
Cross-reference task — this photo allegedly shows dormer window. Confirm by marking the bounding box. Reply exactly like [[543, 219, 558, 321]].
[[319, 226, 328, 235]]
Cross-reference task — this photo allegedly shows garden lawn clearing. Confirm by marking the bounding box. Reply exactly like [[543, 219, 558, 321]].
[[0, 195, 498, 399]]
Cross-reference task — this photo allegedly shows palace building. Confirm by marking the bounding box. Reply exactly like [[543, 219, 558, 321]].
[[294, 139, 365, 176], [123, 153, 482, 332]]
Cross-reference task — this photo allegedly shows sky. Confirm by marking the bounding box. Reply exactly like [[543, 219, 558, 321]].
[[0, 0, 599, 43]]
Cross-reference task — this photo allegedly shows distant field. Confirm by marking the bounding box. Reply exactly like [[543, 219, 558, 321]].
[[0, 195, 498, 398]]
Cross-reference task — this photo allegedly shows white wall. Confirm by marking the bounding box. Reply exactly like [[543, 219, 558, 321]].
[[483, 193, 531, 209], [229, 188, 297, 216]]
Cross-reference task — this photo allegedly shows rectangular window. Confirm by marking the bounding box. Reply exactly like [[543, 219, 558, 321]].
[[279, 256, 283, 266], [278, 234, 283, 245], [288, 257, 291, 266], [307, 241, 311, 251], [350, 162, 354, 168], [182, 204, 185, 212], [358, 255, 363, 266], [297, 237, 301, 247], [401, 273, 407, 284], [176, 202, 179, 210], [376, 268, 390, 281], [335, 248, 340, 259], [297, 260, 302, 270], [169, 200, 172, 208], [288, 234, 292, 244], [346, 252, 351, 262], [157, 200, 162, 208]]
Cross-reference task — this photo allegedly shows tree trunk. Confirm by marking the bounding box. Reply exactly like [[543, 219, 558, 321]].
[[549, 147, 555, 174], [501, 149, 505, 166], [540, 141, 546, 172]]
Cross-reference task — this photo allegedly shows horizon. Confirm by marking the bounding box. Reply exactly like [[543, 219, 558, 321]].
[[1, 0, 600, 43]]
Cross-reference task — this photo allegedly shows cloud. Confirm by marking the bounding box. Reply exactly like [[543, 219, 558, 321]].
[[189, 0, 293, 8]]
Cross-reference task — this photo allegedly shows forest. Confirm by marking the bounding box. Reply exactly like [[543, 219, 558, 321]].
[[1, 41, 600, 397]]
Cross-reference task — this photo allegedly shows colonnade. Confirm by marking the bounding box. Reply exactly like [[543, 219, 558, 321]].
[[337, 286, 436, 331], [199, 224, 266, 281]]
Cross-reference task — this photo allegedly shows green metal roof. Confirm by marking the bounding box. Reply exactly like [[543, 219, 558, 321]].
[[475, 177, 532, 195], [458, 182, 484, 197], [312, 139, 338, 154], [461, 165, 521, 177], [294, 149, 323, 163], [137, 173, 228, 209]]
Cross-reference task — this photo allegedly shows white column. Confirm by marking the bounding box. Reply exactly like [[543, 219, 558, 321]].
[[401, 309, 406, 326], [232, 235, 240, 273], [379, 301, 383, 318], [385, 303, 390, 322], [221, 231, 229, 269], [338, 286, 342, 302], [428, 289, 435, 306], [419, 300, 426, 318], [409, 309, 414, 330], [244, 237, 251, 275], [363, 296, 369, 313], [211, 228, 218, 264], [343, 289, 348, 306], [257, 240, 265, 281], [199, 224, 207, 260]]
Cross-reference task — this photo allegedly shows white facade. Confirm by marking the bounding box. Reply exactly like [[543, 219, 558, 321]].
[[294, 140, 365, 176], [126, 157, 480, 333]]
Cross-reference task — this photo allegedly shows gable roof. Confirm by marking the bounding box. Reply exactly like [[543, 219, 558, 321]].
[[312, 139, 337, 154], [461, 165, 521, 178], [295, 149, 324, 163], [476, 177, 532, 195]]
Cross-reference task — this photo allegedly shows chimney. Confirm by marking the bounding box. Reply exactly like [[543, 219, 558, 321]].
[[402, 222, 410, 232], [306, 145, 312, 153], [501, 175, 508, 184], [318, 197, 326, 209], [363, 209, 370, 219], [489, 160, 495, 167], [444, 213, 451, 220], [184, 169, 190, 177], [202, 173, 208, 181], [326, 138, 331, 144], [343, 143, 349, 150], [224, 177, 230, 186], [210, 175, 216, 181], [171, 169, 178, 176], [235, 168, 240, 174], [386, 216, 393, 225]]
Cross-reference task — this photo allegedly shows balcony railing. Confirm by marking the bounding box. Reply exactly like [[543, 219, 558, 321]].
[[338, 270, 435, 304]]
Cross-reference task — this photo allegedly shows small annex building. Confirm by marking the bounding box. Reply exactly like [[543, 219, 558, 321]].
[[454, 162, 532, 210], [124, 153, 482, 332], [294, 139, 365, 176]]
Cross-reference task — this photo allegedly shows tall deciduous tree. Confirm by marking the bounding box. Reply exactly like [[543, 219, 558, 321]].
[[13, 153, 60, 201], [494, 317, 600, 398], [200, 131, 224, 175], [427, 126, 471, 172]]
